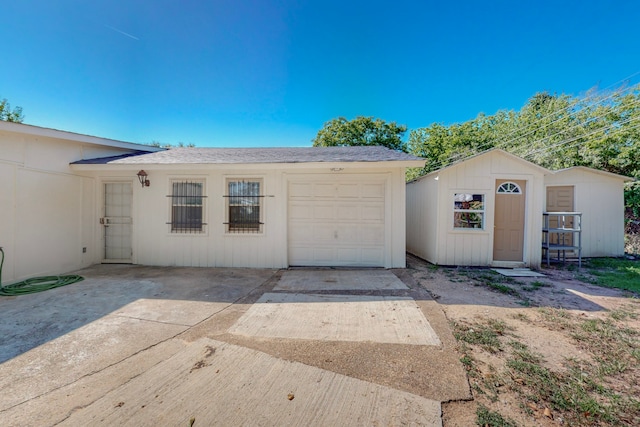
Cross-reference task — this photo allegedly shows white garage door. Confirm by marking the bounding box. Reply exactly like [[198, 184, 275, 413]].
[[288, 175, 387, 267]]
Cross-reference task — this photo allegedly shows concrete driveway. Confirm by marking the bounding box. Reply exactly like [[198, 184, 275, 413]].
[[0, 265, 469, 426]]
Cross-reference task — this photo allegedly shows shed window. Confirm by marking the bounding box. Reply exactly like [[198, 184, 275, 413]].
[[225, 180, 263, 233], [168, 181, 206, 233], [454, 193, 484, 229], [497, 182, 522, 194]]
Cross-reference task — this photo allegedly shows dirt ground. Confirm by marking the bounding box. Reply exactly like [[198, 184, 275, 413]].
[[405, 254, 640, 426]]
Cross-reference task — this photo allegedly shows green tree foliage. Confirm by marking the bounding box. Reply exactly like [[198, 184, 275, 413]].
[[407, 84, 640, 182], [147, 141, 196, 148], [0, 98, 24, 123], [312, 116, 407, 151]]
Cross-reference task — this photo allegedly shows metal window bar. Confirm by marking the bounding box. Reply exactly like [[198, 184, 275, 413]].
[[224, 181, 264, 233], [166, 181, 207, 233]]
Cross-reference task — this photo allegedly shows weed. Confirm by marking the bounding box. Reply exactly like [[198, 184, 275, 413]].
[[510, 312, 531, 323], [487, 282, 515, 295], [460, 354, 475, 370], [475, 405, 518, 427], [537, 307, 572, 331], [609, 307, 639, 321], [454, 319, 512, 353], [521, 280, 551, 292]]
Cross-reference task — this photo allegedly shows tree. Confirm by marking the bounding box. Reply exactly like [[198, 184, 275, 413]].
[[312, 116, 407, 151], [147, 141, 196, 148], [407, 84, 640, 180], [0, 97, 24, 123]]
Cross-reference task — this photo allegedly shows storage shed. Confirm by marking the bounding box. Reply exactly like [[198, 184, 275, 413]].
[[406, 149, 550, 268], [545, 166, 632, 258]]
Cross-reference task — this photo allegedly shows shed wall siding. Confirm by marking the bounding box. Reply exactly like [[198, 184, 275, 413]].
[[406, 151, 545, 268]]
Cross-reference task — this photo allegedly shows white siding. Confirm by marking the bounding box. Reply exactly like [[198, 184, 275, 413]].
[[0, 128, 142, 283], [545, 168, 626, 257], [88, 166, 409, 269], [406, 174, 439, 263], [406, 150, 546, 268]]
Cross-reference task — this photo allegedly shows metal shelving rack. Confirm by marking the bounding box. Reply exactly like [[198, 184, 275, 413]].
[[542, 212, 582, 268]]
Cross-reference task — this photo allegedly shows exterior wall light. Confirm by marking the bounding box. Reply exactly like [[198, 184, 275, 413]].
[[137, 170, 150, 187]]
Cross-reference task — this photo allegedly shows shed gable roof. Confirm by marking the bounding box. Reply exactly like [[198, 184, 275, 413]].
[[552, 166, 634, 182], [408, 148, 551, 184]]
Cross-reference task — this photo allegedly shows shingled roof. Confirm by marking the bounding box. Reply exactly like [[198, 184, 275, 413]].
[[73, 146, 423, 165]]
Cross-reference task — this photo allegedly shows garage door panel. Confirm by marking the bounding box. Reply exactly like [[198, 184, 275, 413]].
[[361, 248, 384, 265], [336, 204, 359, 220], [360, 225, 385, 244], [289, 182, 312, 198], [337, 183, 359, 198], [313, 224, 337, 241], [362, 183, 385, 198], [361, 204, 384, 221], [289, 224, 312, 241], [314, 205, 335, 220], [314, 247, 335, 262], [314, 183, 335, 198], [335, 248, 359, 263], [336, 225, 358, 242], [288, 176, 387, 267], [289, 204, 312, 220]]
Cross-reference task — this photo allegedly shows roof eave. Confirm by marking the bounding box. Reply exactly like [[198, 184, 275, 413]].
[[70, 159, 426, 171], [0, 121, 162, 152]]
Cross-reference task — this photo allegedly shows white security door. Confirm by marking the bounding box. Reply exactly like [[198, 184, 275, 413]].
[[288, 176, 387, 266], [103, 182, 133, 263]]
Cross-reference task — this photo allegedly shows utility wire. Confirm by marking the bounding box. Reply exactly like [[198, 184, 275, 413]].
[[413, 79, 640, 173], [519, 116, 640, 163]]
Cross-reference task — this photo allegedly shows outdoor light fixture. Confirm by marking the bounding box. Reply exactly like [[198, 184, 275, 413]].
[[137, 170, 150, 187]]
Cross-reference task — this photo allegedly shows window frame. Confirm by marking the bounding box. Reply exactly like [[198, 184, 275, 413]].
[[224, 178, 264, 234], [453, 193, 485, 230], [168, 179, 207, 234], [497, 182, 522, 194]]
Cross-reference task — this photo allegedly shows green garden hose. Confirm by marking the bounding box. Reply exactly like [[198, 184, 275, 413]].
[[0, 247, 84, 296]]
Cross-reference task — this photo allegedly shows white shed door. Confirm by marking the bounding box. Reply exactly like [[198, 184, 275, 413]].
[[288, 176, 387, 266]]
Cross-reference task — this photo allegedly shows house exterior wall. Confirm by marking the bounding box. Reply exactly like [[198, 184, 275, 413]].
[[406, 173, 439, 263], [545, 169, 626, 257], [86, 165, 409, 269], [0, 127, 147, 283], [87, 165, 406, 268], [406, 151, 546, 268]]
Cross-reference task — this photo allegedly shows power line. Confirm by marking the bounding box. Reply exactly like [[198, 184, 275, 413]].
[[411, 79, 640, 173]]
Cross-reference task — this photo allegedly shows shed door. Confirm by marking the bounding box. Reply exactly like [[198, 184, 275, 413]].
[[102, 182, 133, 263], [493, 180, 526, 262], [288, 176, 386, 266]]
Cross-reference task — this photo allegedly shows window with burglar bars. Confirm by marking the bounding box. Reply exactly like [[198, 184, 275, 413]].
[[168, 180, 206, 233], [225, 180, 263, 233]]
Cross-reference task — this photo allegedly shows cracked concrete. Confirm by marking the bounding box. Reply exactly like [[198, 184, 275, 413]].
[[0, 265, 469, 426]]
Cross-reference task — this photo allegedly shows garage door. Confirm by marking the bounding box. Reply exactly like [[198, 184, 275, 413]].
[[288, 175, 387, 266]]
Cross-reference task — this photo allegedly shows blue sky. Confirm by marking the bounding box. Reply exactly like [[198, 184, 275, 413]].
[[2, 0, 640, 147]]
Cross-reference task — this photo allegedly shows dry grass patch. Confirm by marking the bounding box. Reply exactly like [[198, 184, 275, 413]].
[[452, 308, 640, 426]]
